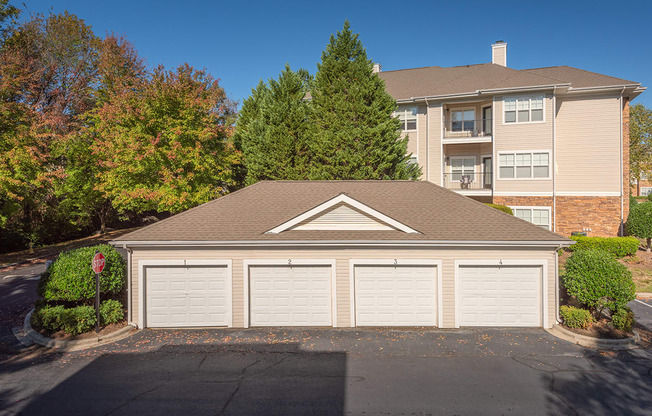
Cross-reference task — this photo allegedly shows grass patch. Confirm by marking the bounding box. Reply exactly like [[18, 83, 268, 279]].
[[631, 268, 652, 293]]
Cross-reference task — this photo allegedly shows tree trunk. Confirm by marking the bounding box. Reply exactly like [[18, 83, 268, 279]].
[[647, 237, 651, 252]]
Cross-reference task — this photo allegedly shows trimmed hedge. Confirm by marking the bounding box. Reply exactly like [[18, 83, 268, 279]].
[[630, 195, 638, 207], [569, 236, 639, 258], [559, 305, 594, 329], [38, 244, 126, 302], [627, 202, 652, 250], [563, 249, 636, 314], [100, 299, 124, 325], [32, 305, 97, 335], [612, 307, 635, 332], [485, 204, 514, 215]]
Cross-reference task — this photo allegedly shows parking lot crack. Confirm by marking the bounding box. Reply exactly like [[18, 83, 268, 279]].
[[216, 358, 261, 416]]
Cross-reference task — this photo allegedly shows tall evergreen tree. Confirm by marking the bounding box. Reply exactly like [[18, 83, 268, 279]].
[[234, 64, 312, 185], [308, 21, 420, 180]]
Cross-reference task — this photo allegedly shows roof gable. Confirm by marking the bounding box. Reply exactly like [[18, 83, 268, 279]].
[[266, 194, 420, 234]]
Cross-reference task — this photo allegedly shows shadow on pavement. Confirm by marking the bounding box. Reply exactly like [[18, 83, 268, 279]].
[[12, 343, 347, 416], [544, 348, 652, 416]]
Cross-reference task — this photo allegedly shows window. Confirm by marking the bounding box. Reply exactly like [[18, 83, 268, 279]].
[[498, 151, 549, 179], [641, 187, 652, 196], [396, 107, 417, 131], [512, 207, 551, 230], [450, 156, 475, 181], [451, 109, 475, 132], [504, 95, 544, 123]]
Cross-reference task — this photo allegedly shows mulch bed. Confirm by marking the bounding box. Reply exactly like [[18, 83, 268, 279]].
[[562, 319, 633, 340], [33, 321, 128, 341]]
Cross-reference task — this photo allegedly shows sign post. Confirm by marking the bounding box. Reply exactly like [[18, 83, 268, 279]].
[[92, 252, 106, 334]]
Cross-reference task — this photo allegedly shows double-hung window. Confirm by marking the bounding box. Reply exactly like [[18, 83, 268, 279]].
[[504, 95, 544, 123], [451, 109, 475, 132], [396, 107, 418, 131], [513, 207, 551, 230], [499, 151, 549, 179], [641, 187, 652, 196], [450, 156, 475, 182]]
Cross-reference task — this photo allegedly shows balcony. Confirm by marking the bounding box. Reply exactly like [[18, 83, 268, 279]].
[[443, 118, 492, 144], [443, 172, 492, 195]]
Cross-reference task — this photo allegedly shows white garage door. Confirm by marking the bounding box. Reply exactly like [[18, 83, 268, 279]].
[[249, 265, 332, 326], [146, 266, 230, 327], [354, 265, 437, 326], [458, 266, 541, 327]]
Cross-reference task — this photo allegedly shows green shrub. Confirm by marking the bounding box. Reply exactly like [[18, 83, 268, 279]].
[[485, 204, 513, 215], [569, 236, 639, 258], [59, 306, 97, 335], [100, 300, 124, 325], [32, 305, 65, 332], [630, 195, 638, 207], [38, 244, 126, 302], [559, 305, 594, 329], [627, 202, 652, 250], [611, 307, 635, 332], [563, 249, 636, 314], [648, 193, 652, 202]]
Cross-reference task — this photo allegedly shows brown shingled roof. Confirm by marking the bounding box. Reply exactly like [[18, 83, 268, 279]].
[[113, 181, 570, 244], [378, 63, 639, 100]]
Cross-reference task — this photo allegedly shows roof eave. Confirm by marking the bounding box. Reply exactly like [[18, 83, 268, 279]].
[[112, 239, 573, 248], [395, 84, 571, 103]]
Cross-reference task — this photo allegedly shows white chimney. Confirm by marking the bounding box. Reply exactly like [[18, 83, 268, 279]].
[[492, 41, 507, 67], [372, 63, 382, 73]]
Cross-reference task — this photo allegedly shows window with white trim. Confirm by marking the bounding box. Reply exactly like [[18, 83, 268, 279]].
[[498, 151, 549, 179], [641, 187, 652, 196], [451, 109, 475, 132], [450, 156, 475, 181], [396, 106, 417, 131], [504, 95, 544, 123], [512, 207, 551, 230]]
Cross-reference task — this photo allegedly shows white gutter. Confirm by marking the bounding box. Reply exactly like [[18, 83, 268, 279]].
[[111, 239, 573, 248], [567, 84, 640, 92]]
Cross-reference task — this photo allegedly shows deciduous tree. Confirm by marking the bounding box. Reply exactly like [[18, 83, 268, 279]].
[[630, 103, 652, 188]]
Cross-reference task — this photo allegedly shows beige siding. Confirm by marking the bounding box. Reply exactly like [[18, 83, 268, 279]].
[[427, 103, 443, 184], [401, 104, 427, 176], [555, 94, 621, 193], [493, 94, 554, 194], [130, 246, 557, 329]]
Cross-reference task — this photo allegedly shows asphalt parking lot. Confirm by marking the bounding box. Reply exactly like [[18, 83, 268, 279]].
[[1, 325, 651, 416]]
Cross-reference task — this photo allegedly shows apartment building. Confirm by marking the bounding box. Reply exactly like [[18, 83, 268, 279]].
[[379, 42, 646, 237]]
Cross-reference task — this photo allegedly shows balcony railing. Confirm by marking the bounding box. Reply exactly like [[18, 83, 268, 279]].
[[443, 172, 493, 191], [443, 119, 492, 139]]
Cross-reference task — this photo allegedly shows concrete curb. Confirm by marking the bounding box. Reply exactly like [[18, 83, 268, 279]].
[[23, 309, 137, 352], [546, 324, 640, 350], [636, 292, 652, 299]]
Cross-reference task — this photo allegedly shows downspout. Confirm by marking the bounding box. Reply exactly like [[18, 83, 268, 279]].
[[425, 98, 430, 182], [125, 246, 135, 326], [552, 88, 557, 233], [620, 87, 625, 236], [556, 244, 561, 324]]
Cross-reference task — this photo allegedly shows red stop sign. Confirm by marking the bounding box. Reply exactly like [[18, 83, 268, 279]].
[[92, 252, 106, 274]]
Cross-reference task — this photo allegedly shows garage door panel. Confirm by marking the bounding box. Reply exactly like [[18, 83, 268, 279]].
[[249, 265, 333, 326], [459, 266, 541, 327], [146, 266, 230, 328], [354, 265, 437, 327]]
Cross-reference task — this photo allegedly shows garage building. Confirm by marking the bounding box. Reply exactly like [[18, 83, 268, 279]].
[[111, 181, 571, 329]]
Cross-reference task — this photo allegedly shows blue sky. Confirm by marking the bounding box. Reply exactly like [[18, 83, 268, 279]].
[[20, 0, 652, 108]]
